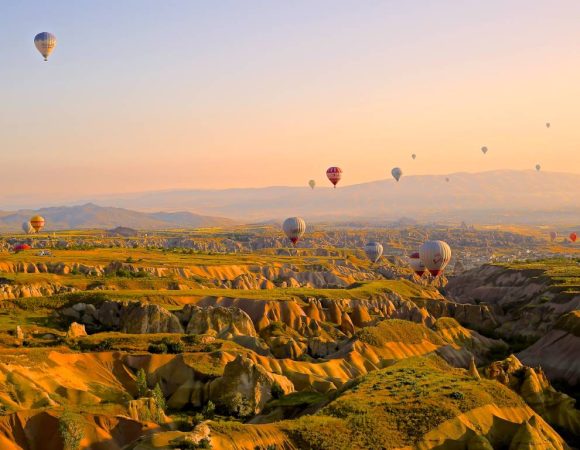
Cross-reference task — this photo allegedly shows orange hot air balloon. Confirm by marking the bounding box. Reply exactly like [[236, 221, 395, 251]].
[[30, 215, 45, 232], [326, 167, 342, 188], [570, 232, 577, 243]]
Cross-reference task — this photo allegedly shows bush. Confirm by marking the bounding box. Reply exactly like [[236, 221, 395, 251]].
[[148, 342, 168, 354], [229, 392, 253, 418], [448, 391, 465, 400], [161, 338, 185, 354], [59, 410, 84, 450], [270, 382, 284, 400], [203, 400, 216, 419]]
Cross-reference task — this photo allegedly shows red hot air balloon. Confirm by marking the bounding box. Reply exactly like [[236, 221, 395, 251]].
[[13, 244, 31, 253], [326, 167, 342, 188], [570, 232, 577, 243]]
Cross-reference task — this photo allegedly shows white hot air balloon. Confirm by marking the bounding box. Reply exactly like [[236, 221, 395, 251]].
[[22, 221, 35, 234], [364, 242, 383, 263], [408, 252, 425, 276], [391, 167, 402, 182], [411, 154, 416, 160], [481, 146, 488, 155], [535, 164, 541, 172], [34, 32, 57, 61], [308, 180, 316, 189], [419, 240, 452, 276], [282, 217, 306, 246]]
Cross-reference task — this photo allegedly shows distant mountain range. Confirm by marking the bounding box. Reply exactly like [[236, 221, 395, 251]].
[[83, 170, 579, 225], [0, 171, 577, 229], [0, 204, 235, 231]]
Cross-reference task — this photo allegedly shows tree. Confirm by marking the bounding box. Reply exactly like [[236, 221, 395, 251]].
[[203, 400, 215, 419], [136, 368, 148, 398], [59, 410, 84, 450], [152, 382, 166, 423]]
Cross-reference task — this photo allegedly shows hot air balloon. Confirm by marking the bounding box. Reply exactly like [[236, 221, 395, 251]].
[[408, 252, 426, 276], [364, 242, 383, 263], [549, 231, 557, 242], [326, 167, 342, 188], [13, 244, 31, 253], [391, 167, 402, 182], [546, 122, 550, 128], [34, 32, 57, 61], [411, 154, 416, 160], [481, 146, 488, 155], [570, 232, 577, 243], [419, 240, 452, 276], [308, 180, 316, 189], [22, 221, 35, 234], [30, 215, 45, 233], [282, 217, 306, 246], [535, 164, 541, 172], [445, 177, 450, 182]]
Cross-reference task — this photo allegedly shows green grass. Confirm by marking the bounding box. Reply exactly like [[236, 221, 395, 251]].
[[495, 258, 580, 294], [356, 319, 446, 347]]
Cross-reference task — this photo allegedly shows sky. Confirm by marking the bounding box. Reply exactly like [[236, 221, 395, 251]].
[[1, 1, 580, 202]]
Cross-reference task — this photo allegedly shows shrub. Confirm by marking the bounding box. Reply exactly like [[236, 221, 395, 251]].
[[449, 391, 465, 400], [270, 382, 284, 400], [161, 338, 185, 354], [148, 342, 168, 354], [58, 410, 84, 450], [203, 400, 216, 419]]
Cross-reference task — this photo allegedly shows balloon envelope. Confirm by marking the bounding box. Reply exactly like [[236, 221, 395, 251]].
[[34, 32, 57, 61], [570, 232, 577, 243], [282, 217, 306, 245], [546, 122, 550, 128], [419, 240, 452, 276], [13, 244, 31, 253], [364, 242, 383, 263], [22, 221, 35, 234], [549, 231, 557, 242], [535, 164, 541, 172], [30, 215, 45, 232], [308, 180, 316, 189], [326, 167, 342, 187], [391, 167, 402, 182], [411, 154, 416, 160], [481, 146, 488, 154], [408, 252, 426, 276]]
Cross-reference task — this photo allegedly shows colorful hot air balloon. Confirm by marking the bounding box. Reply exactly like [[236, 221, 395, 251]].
[[535, 164, 541, 172], [549, 231, 557, 242], [364, 242, 383, 263], [22, 221, 35, 234], [34, 32, 57, 61], [419, 240, 452, 276], [481, 146, 488, 155], [570, 232, 577, 243], [411, 154, 416, 160], [391, 167, 402, 182], [13, 244, 31, 253], [408, 252, 426, 276], [30, 215, 45, 233], [282, 217, 306, 246], [308, 180, 316, 189], [326, 167, 342, 188]]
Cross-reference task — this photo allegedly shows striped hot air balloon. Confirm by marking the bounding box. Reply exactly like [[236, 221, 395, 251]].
[[282, 217, 306, 246], [419, 240, 452, 276], [364, 242, 383, 263], [34, 32, 57, 61], [326, 167, 342, 188], [408, 252, 426, 276], [30, 215, 45, 232]]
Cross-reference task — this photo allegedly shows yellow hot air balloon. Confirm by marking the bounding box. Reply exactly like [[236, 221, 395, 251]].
[[30, 215, 45, 232]]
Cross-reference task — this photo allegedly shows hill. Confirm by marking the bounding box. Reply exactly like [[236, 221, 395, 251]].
[[0, 203, 235, 231], [84, 170, 580, 224]]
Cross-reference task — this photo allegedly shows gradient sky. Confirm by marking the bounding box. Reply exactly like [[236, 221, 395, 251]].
[[1, 1, 580, 201]]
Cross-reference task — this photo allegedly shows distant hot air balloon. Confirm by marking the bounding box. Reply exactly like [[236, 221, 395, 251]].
[[326, 167, 342, 188], [535, 164, 541, 172], [570, 232, 577, 243], [408, 252, 426, 276], [391, 167, 402, 182], [546, 122, 550, 128], [30, 215, 45, 233], [282, 217, 306, 246], [13, 244, 31, 253], [445, 177, 450, 182], [34, 32, 57, 61], [549, 231, 557, 242], [308, 180, 316, 189], [22, 221, 35, 234], [481, 146, 488, 155], [419, 240, 452, 276], [411, 154, 416, 160], [364, 242, 383, 263]]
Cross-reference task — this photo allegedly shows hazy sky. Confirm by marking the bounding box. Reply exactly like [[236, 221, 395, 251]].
[[2, 1, 580, 200]]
